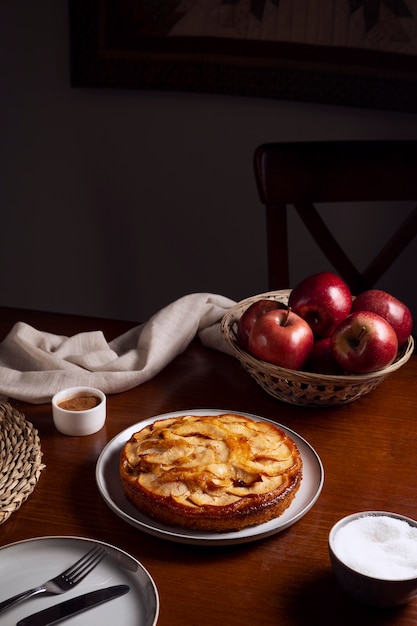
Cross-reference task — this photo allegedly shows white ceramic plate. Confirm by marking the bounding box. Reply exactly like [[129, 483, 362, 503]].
[[0, 537, 159, 625], [96, 409, 324, 545]]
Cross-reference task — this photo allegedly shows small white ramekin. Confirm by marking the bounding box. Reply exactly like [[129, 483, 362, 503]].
[[52, 386, 106, 436]]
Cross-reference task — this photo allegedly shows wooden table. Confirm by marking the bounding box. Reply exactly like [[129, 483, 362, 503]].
[[1, 307, 416, 626]]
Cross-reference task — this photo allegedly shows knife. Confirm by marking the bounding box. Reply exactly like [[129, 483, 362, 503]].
[[16, 584, 129, 626]]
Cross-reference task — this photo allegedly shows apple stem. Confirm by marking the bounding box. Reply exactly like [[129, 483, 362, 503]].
[[282, 307, 291, 327], [353, 326, 367, 347]]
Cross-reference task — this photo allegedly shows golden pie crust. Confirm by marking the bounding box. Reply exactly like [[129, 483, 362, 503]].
[[120, 413, 302, 532]]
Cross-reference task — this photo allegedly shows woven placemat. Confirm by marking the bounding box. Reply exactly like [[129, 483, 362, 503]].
[[0, 402, 45, 524]]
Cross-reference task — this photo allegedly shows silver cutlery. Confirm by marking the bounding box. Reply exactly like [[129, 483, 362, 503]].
[[16, 584, 129, 626], [0, 544, 107, 614]]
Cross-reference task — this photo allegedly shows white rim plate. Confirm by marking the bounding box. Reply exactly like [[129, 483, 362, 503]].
[[96, 409, 324, 545], [0, 536, 159, 625]]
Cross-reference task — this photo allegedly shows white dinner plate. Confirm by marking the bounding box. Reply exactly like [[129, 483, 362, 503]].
[[96, 409, 324, 545], [0, 537, 159, 625]]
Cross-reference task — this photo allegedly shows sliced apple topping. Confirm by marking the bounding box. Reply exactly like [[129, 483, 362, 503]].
[[188, 490, 239, 507], [227, 474, 284, 496], [124, 414, 302, 509]]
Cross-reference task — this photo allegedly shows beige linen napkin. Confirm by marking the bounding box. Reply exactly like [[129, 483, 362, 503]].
[[0, 293, 236, 404]]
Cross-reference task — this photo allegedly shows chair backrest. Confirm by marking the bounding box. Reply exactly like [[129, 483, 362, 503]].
[[254, 140, 417, 294]]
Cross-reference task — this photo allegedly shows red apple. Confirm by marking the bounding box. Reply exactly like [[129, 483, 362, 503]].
[[330, 311, 398, 374], [237, 299, 284, 350], [248, 308, 314, 370], [289, 272, 352, 339], [305, 337, 343, 374], [351, 289, 413, 347]]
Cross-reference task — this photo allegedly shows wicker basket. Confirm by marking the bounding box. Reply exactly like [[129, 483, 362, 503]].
[[221, 290, 415, 407], [0, 402, 45, 524]]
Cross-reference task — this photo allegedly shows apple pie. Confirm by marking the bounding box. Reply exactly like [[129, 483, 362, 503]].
[[119, 413, 302, 532]]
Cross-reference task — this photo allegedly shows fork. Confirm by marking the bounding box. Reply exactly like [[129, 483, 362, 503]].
[[0, 544, 107, 614]]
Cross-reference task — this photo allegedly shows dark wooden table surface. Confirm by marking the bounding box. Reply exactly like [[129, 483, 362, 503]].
[[1, 306, 416, 626]]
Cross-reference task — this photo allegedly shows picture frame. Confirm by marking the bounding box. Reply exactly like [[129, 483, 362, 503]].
[[69, 0, 417, 113]]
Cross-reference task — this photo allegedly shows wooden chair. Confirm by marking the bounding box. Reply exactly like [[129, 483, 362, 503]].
[[254, 140, 417, 294]]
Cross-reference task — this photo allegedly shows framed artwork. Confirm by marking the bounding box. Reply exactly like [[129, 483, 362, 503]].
[[69, 0, 417, 112]]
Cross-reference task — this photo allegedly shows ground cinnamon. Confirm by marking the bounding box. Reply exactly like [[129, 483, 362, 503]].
[[58, 395, 100, 411]]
